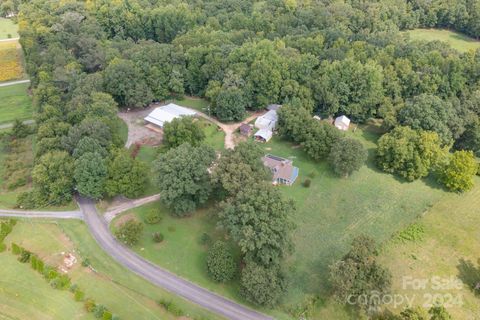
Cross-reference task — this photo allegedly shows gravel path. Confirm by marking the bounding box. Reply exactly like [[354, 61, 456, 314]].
[[104, 194, 161, 223]]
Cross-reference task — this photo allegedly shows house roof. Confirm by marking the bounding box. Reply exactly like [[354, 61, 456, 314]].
[[254, 128, 273, 141], [144, 103, 196, 127], [335, 115, 350, 126], [262, 154, 298, 182]]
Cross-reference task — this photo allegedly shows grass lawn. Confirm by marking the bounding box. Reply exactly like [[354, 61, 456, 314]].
[[0, 18, 18, 39], [378, 179, 480, 319], [173, 96, 210, 113], [199, 118, 225, 150], [405, 28, 480, 53], [2, 220, 220, 320], [0, 40, 26, 82], [0, 82, 32, 124], [110, 121, 452, 319]]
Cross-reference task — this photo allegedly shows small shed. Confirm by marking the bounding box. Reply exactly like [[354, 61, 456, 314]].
[[239, 123, 253, 136], [334, 115, 350, 131], [254, 128, 273, 143]]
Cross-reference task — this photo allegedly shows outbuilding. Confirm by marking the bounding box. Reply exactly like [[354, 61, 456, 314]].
[[255, 110, 279, 130], [144, 103, 197, 128], [254, 128, 273, 142], [334, 115, 350, 131]]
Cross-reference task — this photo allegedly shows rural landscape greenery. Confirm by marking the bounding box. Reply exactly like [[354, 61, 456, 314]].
[[0, 0, 480, 319]]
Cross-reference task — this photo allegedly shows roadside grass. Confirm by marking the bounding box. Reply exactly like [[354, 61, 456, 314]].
[[173, 96, 210, 113], [0, 82, 32, 124], [0, 40, 25, 82], [405, 28, 480, 53], [378, 179, 480, 319], [2, 220, 221, 320], [198, 118, 225, 150], [0, 18, 18, 39]]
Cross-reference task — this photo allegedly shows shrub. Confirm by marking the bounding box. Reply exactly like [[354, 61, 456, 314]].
[[82, 258, 91, 267], [69, 284, 78, 293], [18, 249, 31, 263], [157, 299, 184, 316], [11, 242, 21, 254], [302, 179, 311, 188], [30, 255, 38, 270], [114, 219, 143, 246], [396, 223, 425, 243], [36, 259, 44, 273], [102, 310, 113, 320], [16, 190, 46, 209], [93, 304, 107, 318], [43, 266, 59, 280], [206, 241, 236, 282], [152, 232, 164, 243], [74, 289, 85, 302], [84, 298, 96, 312], [144, 210, 162, 224], [199, 232, 211, 246], [0, 243, 6, 252]]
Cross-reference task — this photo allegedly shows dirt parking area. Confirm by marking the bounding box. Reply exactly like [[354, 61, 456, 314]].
[[117, 105, 163, 147]]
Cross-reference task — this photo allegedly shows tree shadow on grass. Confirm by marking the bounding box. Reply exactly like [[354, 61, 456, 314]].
[[457, 258, 480, 295]]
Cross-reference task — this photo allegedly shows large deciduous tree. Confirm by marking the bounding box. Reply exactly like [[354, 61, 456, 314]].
[[219, 183, 295, 267], [439, 150, 478, 192], [163, 117, 205, 149], [153, 143, 215, 215], [105, 149, 148, 198], [328, 137, 368, 177], [74, 152, 107, 199]]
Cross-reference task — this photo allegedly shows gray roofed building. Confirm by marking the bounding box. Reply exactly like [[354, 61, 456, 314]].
[[262, 154, 299, 186]]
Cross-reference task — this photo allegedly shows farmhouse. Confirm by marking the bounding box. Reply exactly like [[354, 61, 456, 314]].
[[144, 103, 197, 128], [334, 115, 350, 131], [262, 154, 299, 186]]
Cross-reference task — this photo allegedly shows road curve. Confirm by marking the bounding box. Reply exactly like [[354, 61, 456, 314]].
[[77, 196, 273, 320], [0, 209, 83, 220]]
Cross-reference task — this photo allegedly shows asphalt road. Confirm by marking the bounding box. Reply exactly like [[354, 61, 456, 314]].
[[0, 208, 83, 219], [77, 196, 273, 320]]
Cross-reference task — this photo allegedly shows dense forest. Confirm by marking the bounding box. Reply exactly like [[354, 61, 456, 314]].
[[2, 0, 480, 202]]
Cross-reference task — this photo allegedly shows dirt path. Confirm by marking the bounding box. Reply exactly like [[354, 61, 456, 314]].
[[104, 194, 161, 223]]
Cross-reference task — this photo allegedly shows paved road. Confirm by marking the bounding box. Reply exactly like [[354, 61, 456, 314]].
[[0, 208, 83, 220], [0, 79, 30, 87], [0, 119, 34, 130], [77, 196, 273, 320]]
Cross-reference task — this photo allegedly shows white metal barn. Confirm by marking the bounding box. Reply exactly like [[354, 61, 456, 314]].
[[144, 103, 197, 128], [334, 115, 350, 131]]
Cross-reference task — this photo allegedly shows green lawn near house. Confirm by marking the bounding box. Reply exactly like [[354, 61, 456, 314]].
[[199, 118, 225, 150], [110, 121, 452, 319], [378, 180, 480, 319], [0, 18, 18, 39], [0, 83, 32, 124], [2, 220, 221, 320], [405, 29, 480, 53]]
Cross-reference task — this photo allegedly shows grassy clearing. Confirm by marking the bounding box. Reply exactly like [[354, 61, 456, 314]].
[[2, 220, 221, 320], [0, 82, 32, 124], [173, 96, 210, 113], [111, 122, 450, 319], [379, 179, 480, 319], [0, 40, 25, 82], [0, 18, 18, 39], [406, 28, 480, 53], [198, 118, 225, 150]]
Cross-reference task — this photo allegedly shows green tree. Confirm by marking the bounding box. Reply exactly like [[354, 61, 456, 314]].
[[328, 137, 368, 177], [214, 87, 247, 121], [206, 241, 236, 282], [277, 104, 313, 143], [429, 305, 452, 320], [74, 152, 107, 199], [32, 151, 75, 205], [455, 120, 480, 157], [105, 149, 148, 198], [439, 150, 478, 192], [219, 183, 295, 267], [115, 219, 143, 246], [377, 126, 445, 181], [240, 261, 287, 307], [72, 137, 108, 159], [163, 117, 205, 149], [153, 143, 215, 215], [329, 235, 392, 311], [211, 141, 269, 197], [302, 122, 344, 161]]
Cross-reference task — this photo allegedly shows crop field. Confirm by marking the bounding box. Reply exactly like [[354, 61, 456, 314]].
[[0, 40, 25, 82]]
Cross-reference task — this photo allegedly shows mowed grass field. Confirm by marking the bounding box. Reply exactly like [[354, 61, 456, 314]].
[[1, 220, 220, 320], [112, 122, 450, 319], [406, 29, 480, 53], [379, 179, 480, 319], [0, 83, 32, 124], [0, 40, 25, 82], [173, 96, 210, 113], [0, 18, 18, 39]]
